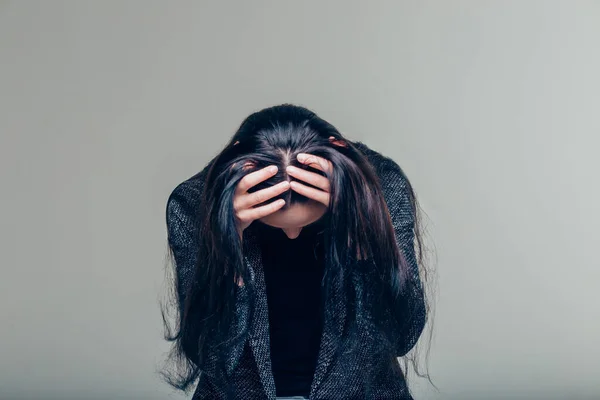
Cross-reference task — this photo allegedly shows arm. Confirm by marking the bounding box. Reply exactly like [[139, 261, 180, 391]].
[[165, 164, 211, 315], [378, 159, 427, 357]]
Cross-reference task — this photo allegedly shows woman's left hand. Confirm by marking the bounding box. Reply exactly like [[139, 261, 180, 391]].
[[288, 142, 368, 259], [286, 153, 333, 206]]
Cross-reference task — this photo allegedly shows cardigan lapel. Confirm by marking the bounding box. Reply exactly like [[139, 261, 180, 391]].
[[309, 267, 348, 398], [242, 224, 277, 399]]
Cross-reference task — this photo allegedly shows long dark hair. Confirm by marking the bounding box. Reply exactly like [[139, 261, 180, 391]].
[[160, 104, 434, 394]]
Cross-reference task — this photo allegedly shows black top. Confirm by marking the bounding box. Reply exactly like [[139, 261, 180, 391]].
[[255, 218, 326, 398]]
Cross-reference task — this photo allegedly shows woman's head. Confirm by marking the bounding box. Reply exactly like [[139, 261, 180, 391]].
[[221, 104, 348, 238]]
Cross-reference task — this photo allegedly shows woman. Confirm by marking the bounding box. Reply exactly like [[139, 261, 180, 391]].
[[161, 104, 432, 399]]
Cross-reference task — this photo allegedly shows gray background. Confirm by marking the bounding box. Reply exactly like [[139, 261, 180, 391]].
[[1, 1, 599, 399]]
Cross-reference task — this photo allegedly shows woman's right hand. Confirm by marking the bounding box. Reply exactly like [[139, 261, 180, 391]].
[[233, 164, 290, 240], [232, 164, 289, 287]]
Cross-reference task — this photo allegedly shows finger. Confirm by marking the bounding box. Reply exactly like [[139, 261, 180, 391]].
[[236, 165, 278, 193], [286, 165, 330, 192], [329, 136, 348, 148], [230, 160, 255, 171], [289, 181, 330, 206], [238, 198, 286, 221], [235, 275, 244, 287], [296, 153, 333, 173], [236, 180, 290, 210]]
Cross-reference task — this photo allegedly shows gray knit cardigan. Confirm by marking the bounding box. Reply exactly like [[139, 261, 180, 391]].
[[166, 141, 427, 400]]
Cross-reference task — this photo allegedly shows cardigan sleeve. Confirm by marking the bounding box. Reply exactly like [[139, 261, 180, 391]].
[[165, 165, 211, 316], [378, 159, 427, 357]]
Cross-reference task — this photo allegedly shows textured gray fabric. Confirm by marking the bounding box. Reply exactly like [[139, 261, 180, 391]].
[[276, 397, 309, 400], [166, 141, 427, 399]]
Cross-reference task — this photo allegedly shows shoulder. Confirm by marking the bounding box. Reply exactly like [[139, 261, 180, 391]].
[[352, 141, 411, 191], [165, 158, 214, 234], [166, 181, 199, 224]]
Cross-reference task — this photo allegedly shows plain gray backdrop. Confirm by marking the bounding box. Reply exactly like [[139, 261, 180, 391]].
[[1, 1, 599, 399]]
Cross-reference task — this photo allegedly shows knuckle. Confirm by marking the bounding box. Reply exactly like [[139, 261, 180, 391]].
[[236, 179, 247, 192], [236, 212, 248, 223], [252, 191, 265, 204]]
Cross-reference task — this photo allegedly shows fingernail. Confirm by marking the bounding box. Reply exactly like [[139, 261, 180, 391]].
[[297, 153, 307, 161], [269, 165, 278, 173]]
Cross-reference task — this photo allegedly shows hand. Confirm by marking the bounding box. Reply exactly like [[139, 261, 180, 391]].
[[288, 143, 366, 260], [232, 163, 290, 287], [233, 164, 290, 238], [285, 136, 344, 205], [286, 153, 333, 207]]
